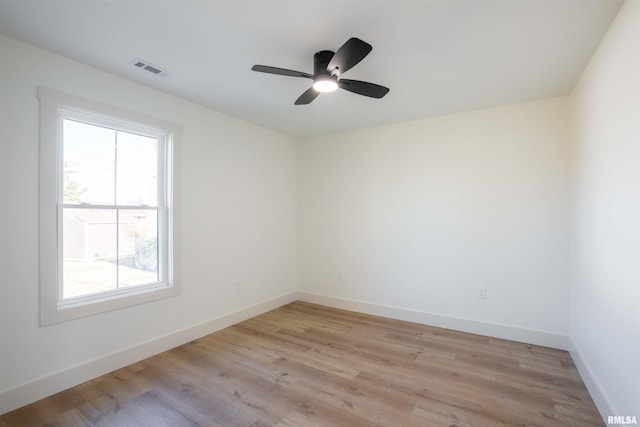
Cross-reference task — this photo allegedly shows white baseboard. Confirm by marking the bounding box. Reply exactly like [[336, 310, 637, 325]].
[[568, 337, 615, 423], [0, 291, 297, 416], [298, 292, 569, 350]]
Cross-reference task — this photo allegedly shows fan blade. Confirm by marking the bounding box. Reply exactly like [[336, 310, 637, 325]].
[[338, 79, 389, 98], [327, 38, 372, 75], [294, 87, 320, 105], [251, 65, 312, 79]]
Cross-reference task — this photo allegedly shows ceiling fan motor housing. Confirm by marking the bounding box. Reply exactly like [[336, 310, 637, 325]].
[[314, 50, 335, 77]]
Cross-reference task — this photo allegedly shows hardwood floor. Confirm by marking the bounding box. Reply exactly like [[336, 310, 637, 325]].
[[0, 302, 604, 426]]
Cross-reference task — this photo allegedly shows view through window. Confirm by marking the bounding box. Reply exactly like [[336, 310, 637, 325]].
[[61, 117, 165, 300]]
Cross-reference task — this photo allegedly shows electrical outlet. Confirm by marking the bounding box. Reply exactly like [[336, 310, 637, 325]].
[[478, 287, 487, 299], [337, 271, 344, 282], [234, 280, 241, 291]]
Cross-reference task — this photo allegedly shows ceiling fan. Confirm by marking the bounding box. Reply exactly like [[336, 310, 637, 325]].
[[251, 37, 390, 105]]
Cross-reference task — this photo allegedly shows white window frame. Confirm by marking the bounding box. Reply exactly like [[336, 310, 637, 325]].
[[39, 87, 181, 325]]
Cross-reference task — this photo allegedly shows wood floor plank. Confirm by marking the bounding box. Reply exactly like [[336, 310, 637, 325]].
[[0, 302, 604, 426]]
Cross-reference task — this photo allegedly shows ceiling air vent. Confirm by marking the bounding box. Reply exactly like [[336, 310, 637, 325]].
[[129, 58, 172, 78]]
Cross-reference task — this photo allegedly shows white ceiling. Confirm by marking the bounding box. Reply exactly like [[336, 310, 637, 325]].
[[0, 0, 623, 139]]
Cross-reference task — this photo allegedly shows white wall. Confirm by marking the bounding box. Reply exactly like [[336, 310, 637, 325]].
[[570, 0, 640, 419], [0, 34, 297, 410], [298, 97, 571, 343]]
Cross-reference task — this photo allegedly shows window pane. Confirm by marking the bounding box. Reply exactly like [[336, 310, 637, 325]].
[[118, 209, 159, 287], [63, 208, 117, 298], [63, 119, 115, 205], [116, 131, 158, 206]]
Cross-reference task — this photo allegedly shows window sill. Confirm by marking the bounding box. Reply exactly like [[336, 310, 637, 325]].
[[41, 284, 180, 326]]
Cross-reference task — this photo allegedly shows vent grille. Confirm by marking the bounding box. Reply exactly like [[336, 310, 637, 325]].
[[129, 58, 172, 78]]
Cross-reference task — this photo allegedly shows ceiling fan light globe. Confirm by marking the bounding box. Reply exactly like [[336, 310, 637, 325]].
[[313, 79, 338, 93]]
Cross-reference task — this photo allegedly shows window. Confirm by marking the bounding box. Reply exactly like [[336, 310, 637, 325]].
[[39, 87, 180, 325]]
